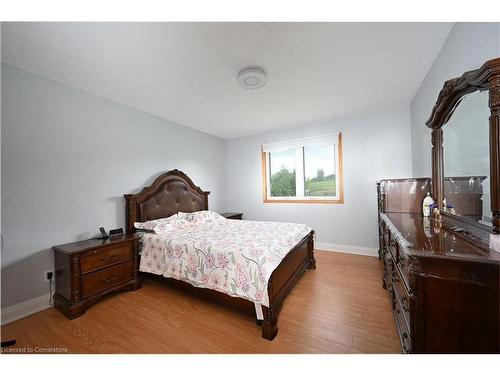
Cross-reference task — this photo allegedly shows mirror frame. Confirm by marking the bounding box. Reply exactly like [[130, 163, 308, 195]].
[[426, 57, 500, 233]]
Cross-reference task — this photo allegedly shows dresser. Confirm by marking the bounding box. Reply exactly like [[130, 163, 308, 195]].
[[53, 235, 142, 319], [377, 178, 500, 353], [376, 57, 500, 353]]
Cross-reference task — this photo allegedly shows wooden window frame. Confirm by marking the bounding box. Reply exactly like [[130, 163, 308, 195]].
[[261, 132, 344, 204]]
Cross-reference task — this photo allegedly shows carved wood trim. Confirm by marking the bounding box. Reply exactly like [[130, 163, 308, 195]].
[[125, 169, 210, 202], [489, 76, 500, 109], [489, 76, 500, 233], [426, 58, 500, 129], [124, 169, 210, 234], [431, 128, 444, 210], [427, 57, 500, 233], [70, 255, 81, 303]]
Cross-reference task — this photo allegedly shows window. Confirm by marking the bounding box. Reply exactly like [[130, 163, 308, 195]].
[[269, 148, 296, 197], [261, 133, 343, 203]]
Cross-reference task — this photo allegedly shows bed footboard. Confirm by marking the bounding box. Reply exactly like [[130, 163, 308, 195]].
[[261, 231, 315, 340]]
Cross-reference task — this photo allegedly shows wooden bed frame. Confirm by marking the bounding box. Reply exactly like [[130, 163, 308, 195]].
[[124, 169, 315, 340]]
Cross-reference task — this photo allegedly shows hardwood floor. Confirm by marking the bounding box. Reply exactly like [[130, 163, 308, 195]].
[[1, 251, 400, 353]]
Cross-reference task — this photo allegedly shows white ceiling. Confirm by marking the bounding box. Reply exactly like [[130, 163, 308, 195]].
[[1, 22, 453, 139]]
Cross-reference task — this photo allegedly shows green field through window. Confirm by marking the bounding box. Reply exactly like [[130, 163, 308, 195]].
[[305, 175, 336, 196]]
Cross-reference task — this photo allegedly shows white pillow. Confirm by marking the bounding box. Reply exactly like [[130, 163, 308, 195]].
[[177, 210, 225, 224], [152, 216, 193, 233], [134, 213, 178, 232]]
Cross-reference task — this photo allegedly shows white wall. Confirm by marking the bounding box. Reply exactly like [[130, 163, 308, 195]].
[[410, 23, 500, 177], [226, 106, 412, 254], [1, 63, 226, 309]]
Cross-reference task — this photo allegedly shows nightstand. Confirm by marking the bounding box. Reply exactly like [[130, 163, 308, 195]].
[[53, 235, 141, 319], [220, 212, 243, 220]]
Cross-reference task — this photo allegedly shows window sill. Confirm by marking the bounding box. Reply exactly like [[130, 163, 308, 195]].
[[263, 198, 344, 204]]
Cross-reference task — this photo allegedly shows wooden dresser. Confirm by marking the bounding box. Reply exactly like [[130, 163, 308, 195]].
[[377, 178, 500, 353], [376, 57, 500, 353], [53, 235, 142, 319]]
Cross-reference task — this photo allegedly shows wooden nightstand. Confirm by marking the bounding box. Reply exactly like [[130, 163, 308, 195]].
[[220, 212, 243, 220], [53, 235, 141, 319]]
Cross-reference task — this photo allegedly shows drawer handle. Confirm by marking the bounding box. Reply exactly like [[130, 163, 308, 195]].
[[392, 273, 398, 283], [402, 296, 409, 312], [102, 273, 118, 283], [99, 254, 118, 261]]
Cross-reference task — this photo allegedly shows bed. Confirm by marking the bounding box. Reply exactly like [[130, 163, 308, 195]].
[[124, 169, 315, 340]]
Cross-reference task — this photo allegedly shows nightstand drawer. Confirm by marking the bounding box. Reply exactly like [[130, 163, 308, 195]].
[[81, 261, 134, 298], [81, 242, 133, 273]]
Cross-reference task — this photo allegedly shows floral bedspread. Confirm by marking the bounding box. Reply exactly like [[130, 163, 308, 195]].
[[138, 214, 312, 307]]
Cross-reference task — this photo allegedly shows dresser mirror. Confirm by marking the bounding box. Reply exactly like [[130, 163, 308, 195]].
[[426, 57, 500, 233], [442, 90, 492, 226]]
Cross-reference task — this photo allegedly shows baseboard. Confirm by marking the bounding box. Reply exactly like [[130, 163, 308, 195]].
[[1, 293, 53, 326], [315, 242, 378, 257]]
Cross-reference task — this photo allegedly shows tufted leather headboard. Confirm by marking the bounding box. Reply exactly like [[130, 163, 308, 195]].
[[124, 169, 210, 234]]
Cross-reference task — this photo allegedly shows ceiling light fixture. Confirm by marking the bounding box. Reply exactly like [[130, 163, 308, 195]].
[[237, 66, 267, 89]]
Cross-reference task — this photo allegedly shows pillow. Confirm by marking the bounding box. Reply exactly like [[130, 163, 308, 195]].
[[177, 210, 225, 224], [201, 211, 226, 222], [134, 213, 178, 232], [153, 217, 192, 233]]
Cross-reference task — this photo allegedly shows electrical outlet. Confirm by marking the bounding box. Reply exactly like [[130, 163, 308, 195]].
[[44, 270, 55, 283]]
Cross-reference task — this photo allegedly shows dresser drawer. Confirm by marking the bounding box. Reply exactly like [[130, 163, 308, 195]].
[[388, 237, 399, 263], [379, 222, 388, 256], [81, 261, 134, 298], [81, 242, 133, 273], [396, 251, 414, 292], [392, 269, 412, 354], [393, 267, 411, 333], [394, 300, 412, 354], [382, 224, 390, 249], [383, 251, 393, 291]]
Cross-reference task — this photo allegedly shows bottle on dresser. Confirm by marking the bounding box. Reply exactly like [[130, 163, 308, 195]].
[[422, 192, 435, 217]]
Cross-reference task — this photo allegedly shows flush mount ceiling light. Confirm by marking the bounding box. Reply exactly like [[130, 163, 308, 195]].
[[237, 67, 267, 89]]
